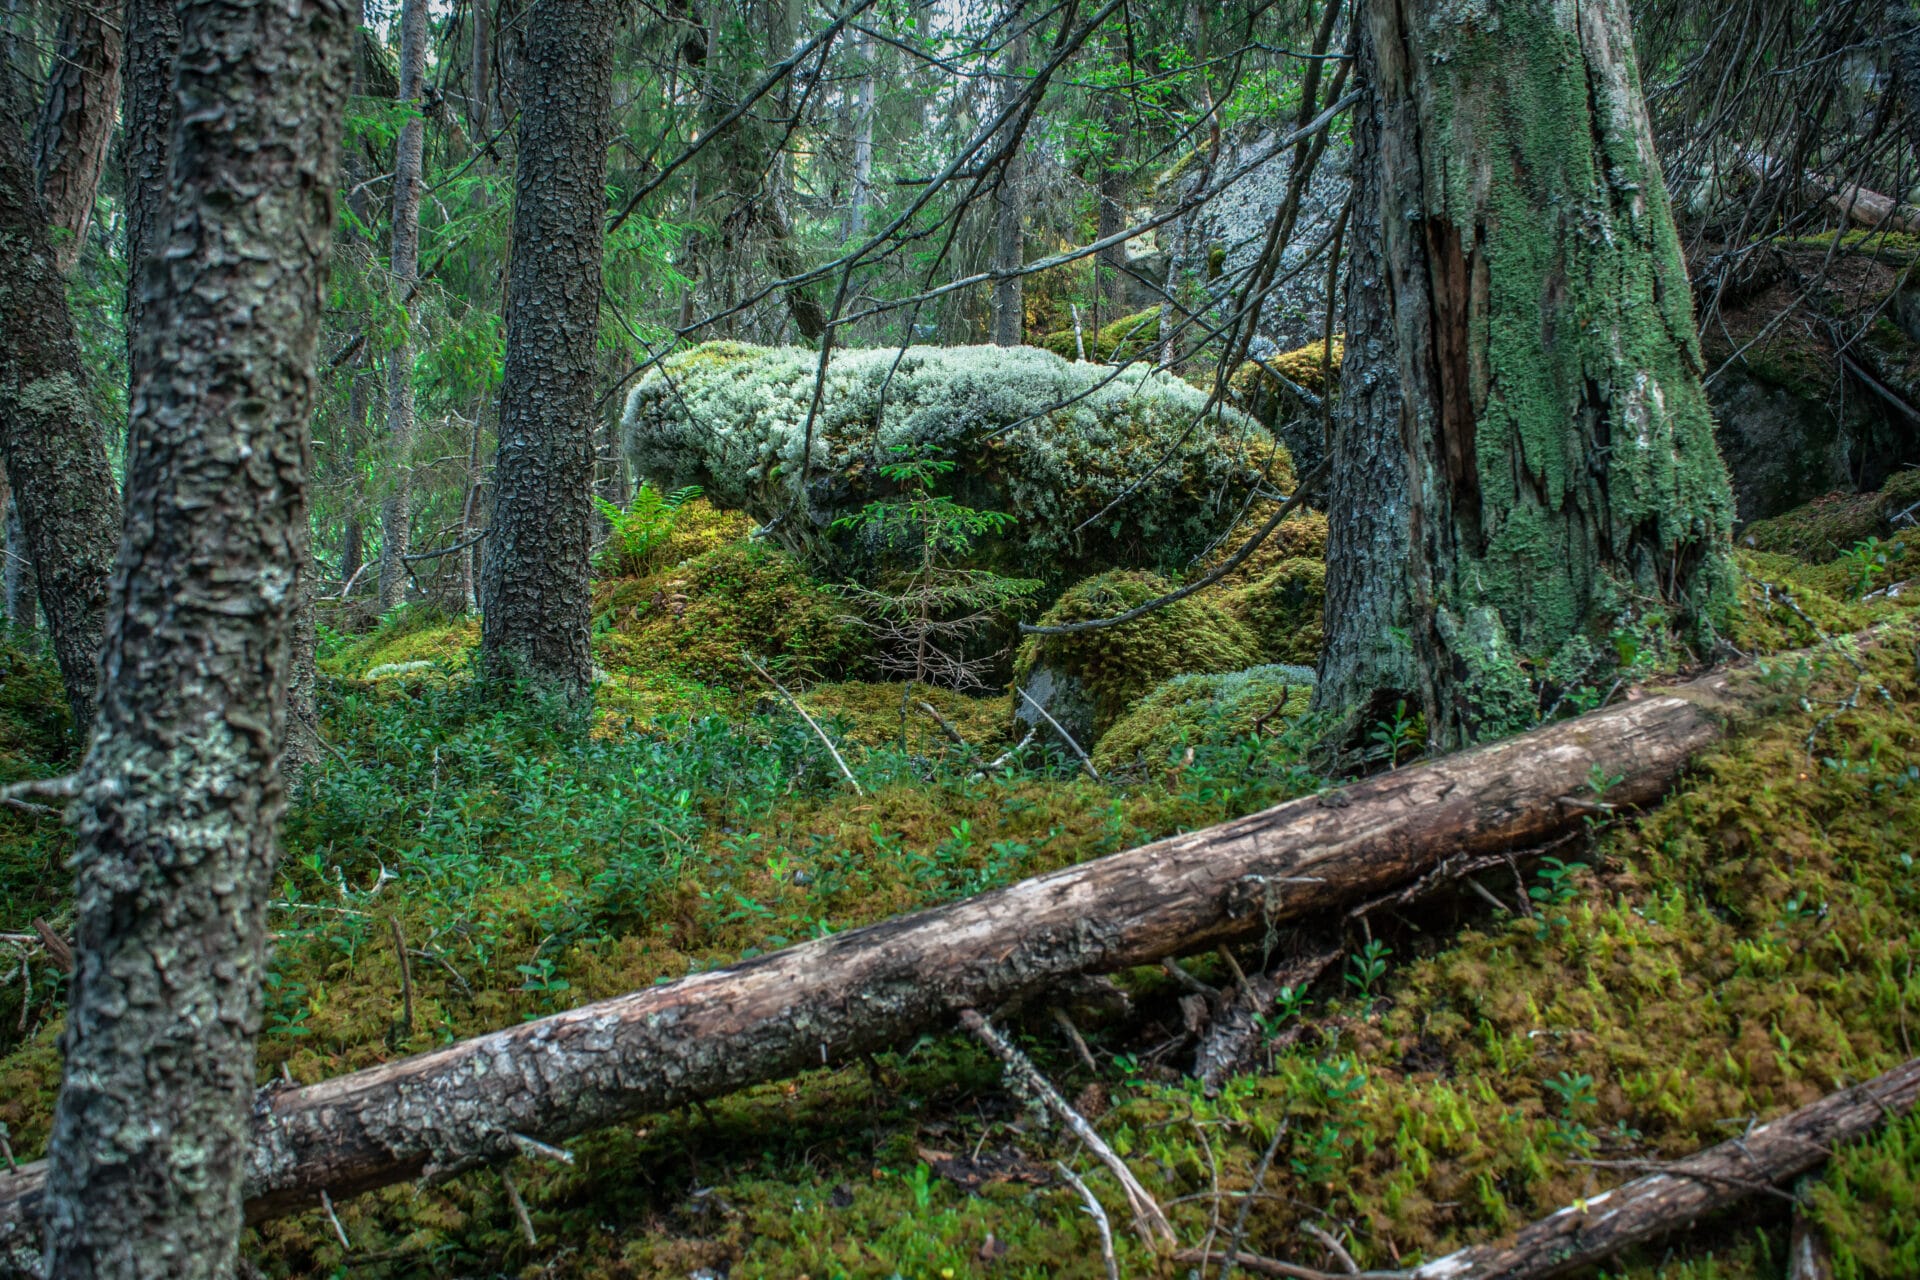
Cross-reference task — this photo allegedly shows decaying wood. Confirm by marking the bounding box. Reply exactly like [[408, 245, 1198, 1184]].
[[1192, 948, 1338, 1093], [0, 641, 1864, 1235]]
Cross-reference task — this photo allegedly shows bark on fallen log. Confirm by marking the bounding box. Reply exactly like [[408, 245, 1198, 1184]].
[[0, 643, 1847, 1237]]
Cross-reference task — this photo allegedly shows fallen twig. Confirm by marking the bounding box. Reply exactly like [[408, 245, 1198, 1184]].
[[1057, 1162, 1120, 1280], [741, 652, 864, 795], [1016, 687, 1099, 779]]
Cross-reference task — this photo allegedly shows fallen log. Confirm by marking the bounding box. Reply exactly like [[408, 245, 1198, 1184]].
[[0, 640, 1856, 1237]]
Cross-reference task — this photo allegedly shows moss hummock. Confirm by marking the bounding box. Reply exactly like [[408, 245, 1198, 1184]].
[[1093, 663, 1315, 772]]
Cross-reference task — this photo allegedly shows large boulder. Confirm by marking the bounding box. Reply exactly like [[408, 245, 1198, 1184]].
[[620, 342, 1289, 585]]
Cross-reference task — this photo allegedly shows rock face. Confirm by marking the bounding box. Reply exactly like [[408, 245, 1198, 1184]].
[[621, 342, 1289, 585], [1159, 124, 1351, 356]]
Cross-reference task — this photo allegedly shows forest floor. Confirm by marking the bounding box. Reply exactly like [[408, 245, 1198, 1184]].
[[3, 482, 1919, 1278]]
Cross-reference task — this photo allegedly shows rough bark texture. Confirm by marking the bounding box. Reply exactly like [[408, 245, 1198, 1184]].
[[1402, 1056, 1920, 1279], [0, 112, 121, 732], [989, 22, 1027, 347], [478, 0, 616, 696], [121, 0, 181, 361], [1320, 0, 1736, 748], [377, 0, 427, 614], [29, 0, 123, 275], [0, 638, 1829, 1233], [2, 464, 38, 630], [38, 1, 351, 1275], [1313, 55, 1418, 735]]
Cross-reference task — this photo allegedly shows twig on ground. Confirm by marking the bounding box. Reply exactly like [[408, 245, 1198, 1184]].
[[742, 652, 864, 795], [960, 1007, 1174, 1250], [29, 920, 70, 976], [0, 776, 76, 804], [509, 1133, 575, 1166], [1300, 1222, 1360, 1275], [916, 700, 970, 749], [1057, 1163, 1120, 1280], [1219, 1122, 1287, 1279], [388, 917, 414, 1036], [1052, 1007, 1100, 1074], [1016, 687, 1099, 779], [320, 1189, 351, 1252], [500, 1167, 537, 1245]]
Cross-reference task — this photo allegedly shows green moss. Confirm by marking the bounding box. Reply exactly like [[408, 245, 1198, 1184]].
[[1812, 1107, 1920, 1278], [1092, 663, 1315, 772], [1223, 555, 1325, 665], [1229, 337, 1344, 403], [321, 607, 478, 679], [1014, 570, 1265, 738], [802, 681, 1014, 756], [1037, 308, 1165, 363], [1739, 471, 1920, 562], [595, 540, 872, 688]]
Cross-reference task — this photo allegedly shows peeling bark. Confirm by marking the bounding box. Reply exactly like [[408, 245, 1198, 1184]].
[[478, 0, 618, 695], [0, 113, 121, 732], [38, 0, 352, 1274], [0, 635, 1852, 1234]]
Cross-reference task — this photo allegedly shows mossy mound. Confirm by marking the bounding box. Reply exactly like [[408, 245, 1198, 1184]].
[[1738, 469, 1920, 562], [1811, 1106, 1920, 1277], [622, 495, 756, 575], [1222, 556, 1325, 665], [1202, 504, 1330, 584], [1229, 336, 1344, 402], [594, 540, 871, 688], [802, 681, 1014, 755], [621, 342, 1288, 585], [1036, 308, 1164, 363], [1013, 570, 1265, 745], [321, 607, 479, 680], [1092, 663, 1315, 772]]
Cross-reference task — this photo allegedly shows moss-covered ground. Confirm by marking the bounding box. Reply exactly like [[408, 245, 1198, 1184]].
[[2, 485, 1918, 1278]]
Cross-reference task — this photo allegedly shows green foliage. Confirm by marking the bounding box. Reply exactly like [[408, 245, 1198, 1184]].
[[1813, 1106, 1920, 1278], [1092, 662, 1315, 773], [592, 483, 703, 578]]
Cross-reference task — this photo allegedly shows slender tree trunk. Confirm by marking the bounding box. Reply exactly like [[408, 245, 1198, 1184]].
[[30, 0, 123, 275], [1092, 27, 1128, 326], [469, 0, 492, 137], [844, 30, 875, 241], [377, 0, 428, 614], [0, 116, 121, 732], [989, 21, 1027, 347], [121, 0, 180, 363], [479, 0, 618, 695], [40, 1, 351, 1274], [1316, 0, 1735, 749]]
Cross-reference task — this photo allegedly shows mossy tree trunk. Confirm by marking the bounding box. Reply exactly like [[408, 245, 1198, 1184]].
[[1316, 0, 1736, 748], [41, 0, 351, 1273]]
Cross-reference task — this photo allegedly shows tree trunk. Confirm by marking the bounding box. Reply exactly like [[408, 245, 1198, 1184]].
[[478, 0, 617, 695], [377, 0, 428, 615], [844, 31, 876, 241], [0, 115, 121, 732], [38, 0, 351, 1273], [2, 465, 38, 631], [29, 0, 123, 275], [1316, 0, 1736, 749], [0, 636, 1834, 1232], [989, 21, 1027, 348], [121, 0, 180, 365]]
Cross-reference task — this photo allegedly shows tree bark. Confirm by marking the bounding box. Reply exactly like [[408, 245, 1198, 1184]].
[[37, 0, 351, 1274], [0, 636, 1843, 1233], [989, 20, 1027, 347], [121, 0, 181, 364], [844, 31, 876, 242], [1, 463, 38, 630], [0, 113, 121, 732], [29, 0, 123, 275], [377, 0, 428, 615], [478, 0, 617, 696], [1317, 0, 1736, 749]]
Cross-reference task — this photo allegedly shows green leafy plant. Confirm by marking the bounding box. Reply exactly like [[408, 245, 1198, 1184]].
[[1368, 700, 1422, 769], [593, 483, 702, 577], [1345, 939, 1392, 995], [1529, 856, 1585, 937]]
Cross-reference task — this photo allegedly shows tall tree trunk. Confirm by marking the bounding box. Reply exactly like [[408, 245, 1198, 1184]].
[[844, 30, 875, 241], [1092, 26, 1129, 326], [478, 0, 617, 696], [30, 0, 123, 275], [989, 20, 1027, 348], [377, 0, 428, 614], [121, 0, 180, 363], [40, 0, 351, 1274], [0, 116, 121, 732], [1315, 0, 1735, 749]]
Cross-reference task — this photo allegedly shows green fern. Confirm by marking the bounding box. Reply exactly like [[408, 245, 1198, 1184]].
[[593, 483, 701, 577]]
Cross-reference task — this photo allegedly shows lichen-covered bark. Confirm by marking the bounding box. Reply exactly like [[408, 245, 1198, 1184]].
[[29, 0, 123, 275], [377, 0, 427, 614], [41, 1, 351, 1275], [121, 0, 181, 358], [0, 113, 121, 732], [479, 0, 618, 695], [1324, 0, 1736, 746]]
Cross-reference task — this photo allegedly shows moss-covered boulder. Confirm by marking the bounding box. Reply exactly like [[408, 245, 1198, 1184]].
[[1036, 309, 1164, 363], [1222, 556, 1325, 665], [1227, 339, 1343, 478], [1737, 469, 1920, 562], [1092, 664, 1315, 772], [594, 540, 872, 688], [1011, 570, 1264, 747], [621, 342, 1288, 584]]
